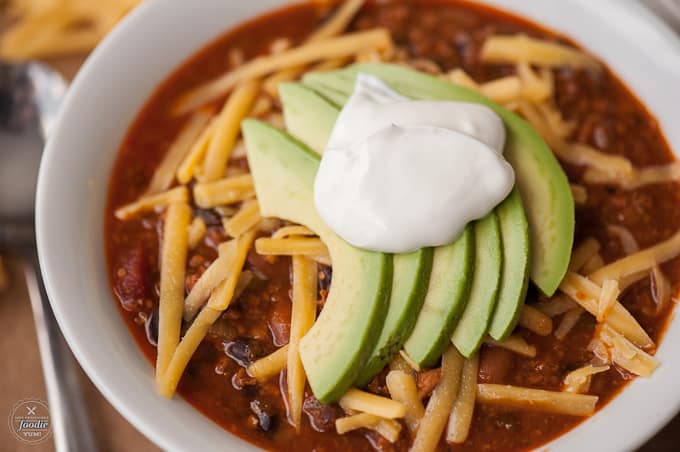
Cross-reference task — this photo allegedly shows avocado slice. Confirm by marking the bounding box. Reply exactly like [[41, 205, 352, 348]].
[[242, 119, 392, 403], [279, 82, 338, 153], [488, 188, 530, 340], [451, 213, 503, 357], [356, 248, 434, 385], [403, 228, 474, 367], [281, 81, 508, 365], [303, 63, 574, 296], [279, 82, 434, 386]]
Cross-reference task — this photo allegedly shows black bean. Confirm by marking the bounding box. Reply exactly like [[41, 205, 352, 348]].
[[223, 340, 253, 367], [145, 305, 159, 347], [318, 264, 332, 293], [250, 400, 276, 432], [223, 338, 267, 367], [193, 208, 222, 227], [303, 395, 341, 432]]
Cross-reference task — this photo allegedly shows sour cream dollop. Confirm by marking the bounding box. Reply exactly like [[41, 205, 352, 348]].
[[313, 74, 515, 253]]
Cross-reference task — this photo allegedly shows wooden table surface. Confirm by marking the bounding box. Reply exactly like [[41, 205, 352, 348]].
[[1, 24, 680, 452]]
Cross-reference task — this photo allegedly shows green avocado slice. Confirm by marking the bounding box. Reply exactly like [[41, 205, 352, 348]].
[[279, 82, 338, 153], [279, 82, 434, 386], [357, 249, 434, 385], [403, 228, 474, 367], [489, 188, 530, 340], [241, 119, 392, 403], [303, 63, 573, 296], [451, 213, 503, 357]]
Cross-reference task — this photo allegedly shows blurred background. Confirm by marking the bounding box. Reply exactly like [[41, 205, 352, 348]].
[[0, 0, 678, 451]]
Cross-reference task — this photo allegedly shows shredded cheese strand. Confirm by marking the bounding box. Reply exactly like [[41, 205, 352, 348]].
[[569, 237, 601, 273], [518, 304, 553, 336], [247, 345, 290, 381], [484, 335, 537, 358], [338, 389, 406, 419], [287, 256, 318, 431], [114, 186, 188, 220], [386, 370, 424, 434], [255, 237, 329, 257], [411, 346, 464, 452], [202, 81, 261, 182], [589, 229, 680, 285], [481, 34, 600, 70], [563, 365, 610, 394], [177, 119, 216, 184], [155, 202, 191, 388], [559, 272, 653, 348], [146, 110, 212, 194], [174, 29, 392, 114], [446, 355, 479, 444], [477, 384, 598, 416]]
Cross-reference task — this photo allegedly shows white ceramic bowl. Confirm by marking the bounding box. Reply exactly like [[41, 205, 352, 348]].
[[37, 0, 680, 451]]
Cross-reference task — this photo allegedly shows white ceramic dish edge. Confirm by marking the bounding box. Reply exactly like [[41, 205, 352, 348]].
[[36, 1, 680, 451]]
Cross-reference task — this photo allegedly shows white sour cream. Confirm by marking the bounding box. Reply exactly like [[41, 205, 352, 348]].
[[314, 74, 515, 253]]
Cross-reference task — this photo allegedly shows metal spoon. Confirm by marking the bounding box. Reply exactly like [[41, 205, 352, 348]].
[[0, 61, 98, 452], [642, 0, 680, 33]]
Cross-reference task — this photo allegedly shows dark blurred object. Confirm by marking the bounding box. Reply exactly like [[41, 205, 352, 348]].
[[0, 63, 37, 131], [639, 412, 680, 451], [642, 0, 680, 33], [0, 60, 97, 452]]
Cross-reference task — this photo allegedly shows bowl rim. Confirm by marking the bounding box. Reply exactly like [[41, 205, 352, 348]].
[[36, 1, 680, 451]]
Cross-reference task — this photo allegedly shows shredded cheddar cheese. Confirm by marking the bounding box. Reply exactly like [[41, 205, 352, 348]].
[[202, 81, 261, 182], [183, 241, 237, 321], [411, 347, 464, 452], [247, 345, 290, 381], [146, 110, 212, 194], [607, 225, 640, 255], [516, 63, 551, 103], [255, 237, 330, 257], [581, 253, 604, 275], [158, 305, 222, 397], [224, 200, 262, 238], [481, 34, 600, 70], [554, 306, 583, 340], [484, 335, 537, 358], [155, 202, 191, 389], [589, 229, 680, 286], [596, 279, 620, 322], [272, 225, 317, 239], [446, 355, 479, 444], [518, 304, 553, 336], [559, 272, 653, 348], [207, 230, 257, 311], [536, 294, 577, 317], [584, 161, 680, 189], [287, 256, 318, 431], [193, 174, 255, 208], [595, 325, 659, 377], [386, 370, 424, 434], [187, 216, 207, 249], [569, 237, 601, 273], [176, 119, 216, 184], [174, 28, 393, 114], [338, 389, 406, 419], [477, 384, 598, 417], [563, 365, 610, 394], [114, 186, 188, 220]]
